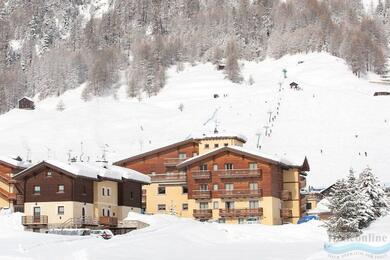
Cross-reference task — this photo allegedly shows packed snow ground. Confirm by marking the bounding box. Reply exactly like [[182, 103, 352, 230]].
[[0, 53, 389, 187], [1, 210, 390, 260]]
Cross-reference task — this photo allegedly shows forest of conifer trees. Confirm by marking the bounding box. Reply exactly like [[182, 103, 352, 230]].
[[0, 0, 389, 114]]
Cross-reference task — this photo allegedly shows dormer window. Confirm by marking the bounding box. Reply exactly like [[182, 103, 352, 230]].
[[178, 153, 187, 160]]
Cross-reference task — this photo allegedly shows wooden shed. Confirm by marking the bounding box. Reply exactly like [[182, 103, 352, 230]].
[[289, 82, 299, 89], [18, 97, 35, 110]]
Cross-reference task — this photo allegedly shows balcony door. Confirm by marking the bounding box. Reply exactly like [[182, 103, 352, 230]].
[[225, 201, 234, 210], [33, 207, 41, 223]]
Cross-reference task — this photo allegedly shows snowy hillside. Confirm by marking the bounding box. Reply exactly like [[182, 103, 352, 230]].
[[0, 53, 389, 187]]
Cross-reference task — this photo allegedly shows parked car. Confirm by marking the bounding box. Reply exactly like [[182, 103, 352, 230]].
[[90, 229, 114, 240], [246, 217, 259, 224], [297, 215, 319, 224]]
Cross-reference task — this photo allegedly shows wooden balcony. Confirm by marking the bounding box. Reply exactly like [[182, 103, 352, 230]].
[[192, 170, 211, 180], [281, 190, 292, 201], [219, 208, 263, 218], [164, 158, 186, 166], [192, 190, 211, 199], [217, 189, 262, 199], [22, 215, 48, 225], [300, 176, 306, 188], [281, 209, 293, 219], [150, 173, 186, 183], [193, 209, 212, 219], [0, 187, 16, 200], [99, 216, 118, 227], [218, 169, 261, 179]]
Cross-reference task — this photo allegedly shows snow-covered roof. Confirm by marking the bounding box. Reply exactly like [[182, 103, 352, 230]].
[[177, 145, 308, 170], [0, 156, 31, 169], [308, 198, 331, 214], [18, 96, 34, 102], [189, 131, 247, 143], [14, 160, 150, 184]]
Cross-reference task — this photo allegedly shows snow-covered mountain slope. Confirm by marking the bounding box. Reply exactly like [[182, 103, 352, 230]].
[[0, 53, 389, 187]]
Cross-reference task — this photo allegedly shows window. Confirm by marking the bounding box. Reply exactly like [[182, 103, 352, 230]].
[[213, 201, 219, 209], [238, 218, 245, 224], [46, 171, 52, 177], [199, 164, 208, 171], [225, 201, 234, 209], [199, 184, 208, 191], [178, 153, 187, 159], [107, 188, 111, 196], [249, 201, 259, 209], [204, 144, 209, 149], [102, 188, 105, 196], [225, 183, 234, 191], [214, 143, 219, 148], [199, 202, 208, 209], [192, 152, 198, 157], [58, 206, 65, 215], [158, 204, 166, 211], [102, 208, 105, 216], [182, 186, 188, 194], [182, 203, 188, 210], [213, 184, 219, 191], [57, 185, 64, 193], [33, 186, 40, 194], [306, 203, 312, 210], [213, 164, 218, 171], [224, 143, 229, 147], [249, 183, 258, 190], [130, 192, 133, 200], [158, 186, 166, 195], [224, 163, 233, 170], [249, 163, 257, 170]]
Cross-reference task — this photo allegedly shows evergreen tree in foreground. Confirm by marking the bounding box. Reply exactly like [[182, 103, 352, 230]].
[[358, 167, 390, 218], [326, 179, 362, 241]]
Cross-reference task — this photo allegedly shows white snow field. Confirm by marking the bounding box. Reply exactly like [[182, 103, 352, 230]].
[[0, 52, 389, 187], [1, 210, 390, 260]]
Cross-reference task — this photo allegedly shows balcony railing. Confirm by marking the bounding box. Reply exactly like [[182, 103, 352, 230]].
[[192, 170, 211, 179], [300, 176, 306, 188], [192, 190, 211, 199], [99, 216, 118, 227], [281, 190, 292, 201], [217, 189, 262, 198], [219, 208, 263, 218], [281, 209, 293, 219], [218, 169, 261, 179], [164, 158, 186, 166], [22, 215, 48, 225], [0, 187, 16, 200], [150, 173, 187, 183], [193, 209, 213, 219]]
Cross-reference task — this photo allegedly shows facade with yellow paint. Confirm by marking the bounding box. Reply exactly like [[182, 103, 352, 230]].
[[14, 160, 150, 231]]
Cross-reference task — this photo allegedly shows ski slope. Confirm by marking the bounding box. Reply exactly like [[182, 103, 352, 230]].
[[0, 52, 389, 187]]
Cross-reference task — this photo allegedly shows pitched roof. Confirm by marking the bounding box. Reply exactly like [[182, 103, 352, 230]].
[[114, 138, 200, 166], [189, 132, 247, 143], [177, 146, 309, 171], [0, 156, 31, 169], [13, 160, 151, 184], [18, 96, 34, 102]]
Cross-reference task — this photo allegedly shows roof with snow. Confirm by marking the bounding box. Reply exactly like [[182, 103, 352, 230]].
[[17, 96, 34, 102], [308, 198, 331, 214], [177, 146, 309, 170], [0, 156, 31, 169], [13, 160, 150, 184], [189, 132, 247, 143], [114, 138, 200, 165]]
